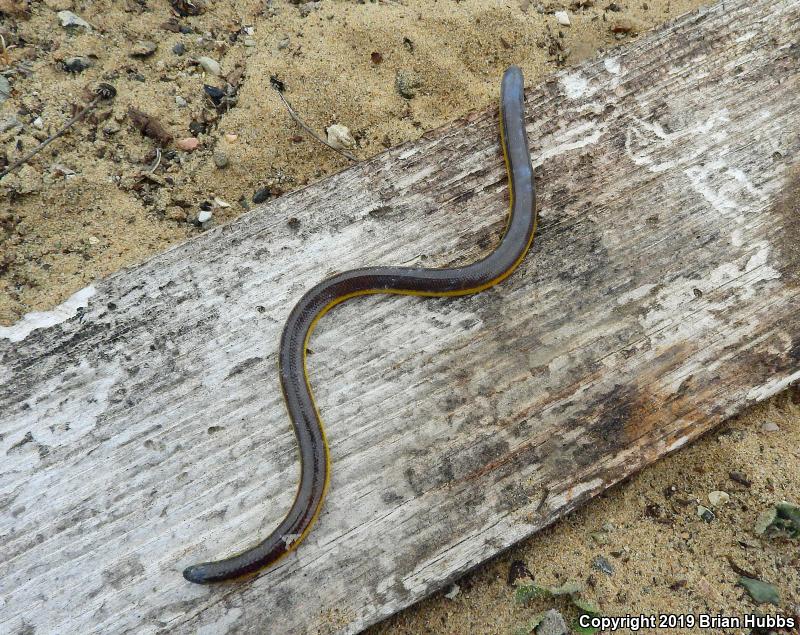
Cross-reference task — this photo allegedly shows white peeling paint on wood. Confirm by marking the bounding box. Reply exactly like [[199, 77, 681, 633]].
[[1, 1, 799, 634], [559, 72, 592, 100], [603, 57, 621, 75], [532, 120, 607, 168], [0, 285, 96, 343], [746, 369, 800, 402]]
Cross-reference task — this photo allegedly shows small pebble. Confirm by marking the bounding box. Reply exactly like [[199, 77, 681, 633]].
[[0, 76, 10, 106], [63, 56, 93, 73], [537, 609, 569, 635], [203, 85, 226, 107], [697, 505, 715, 522], [244, 38, 256, 47], [761, 421, 779, 433], [103, 121, 121, 135], [197, 56, 221, 76], [277, 37, 290, 50], [590, 531, 609, 545], [0, 115, 21, 133], [555, 10, 571, 26], [33, 117, 44, 130], [175, 96, 188, 107], [395, 69, 422, 99], [252, 187, 271, 204], [224, 133, 238, 142], [57, 10, 91, 30], [197, 210, 212, 224], [176, 137, 200, 151], [593, 555, 614, 575], [161, 17, 181, 33], [212, 150, 228, 168], [131, 41, 158, 58], [708, 490, 730, 507], [443, 584, 460, 600], [172, 42, 186, 55], [326, 124, 355, 150]]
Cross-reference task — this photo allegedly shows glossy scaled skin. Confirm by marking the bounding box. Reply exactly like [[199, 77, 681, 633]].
[[183, 66, 537, 584]]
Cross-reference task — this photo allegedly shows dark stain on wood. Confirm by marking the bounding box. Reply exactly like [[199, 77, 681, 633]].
[[773, 163, 800, 286], [225, 356, 264, 380]]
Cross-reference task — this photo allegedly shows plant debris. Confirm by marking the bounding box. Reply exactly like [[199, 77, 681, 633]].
[[0, 84, 115, 179], [549, 581, 585, 596], [515, 580, 600, 635], [513, 612, 546, 635], [508, 560, 534, 586], [170, 0, 205, 17], [515, 580, 585, 602], [755, 502, 800, 539], [729, 470, 752, 487], [726, 556, 759, 579], [738, 576, 780, 605], [128, 107, 173, 145]]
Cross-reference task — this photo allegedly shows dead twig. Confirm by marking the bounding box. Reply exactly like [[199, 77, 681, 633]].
[[128, 107, 172, 145], [0, 84, 116, 180], [271, 79, 358, 163]]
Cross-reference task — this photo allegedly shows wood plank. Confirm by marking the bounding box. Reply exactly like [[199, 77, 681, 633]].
[[2, 0, 799, 632]]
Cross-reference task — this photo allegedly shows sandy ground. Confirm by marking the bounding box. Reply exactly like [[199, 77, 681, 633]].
[[1, 0, 797, 633]]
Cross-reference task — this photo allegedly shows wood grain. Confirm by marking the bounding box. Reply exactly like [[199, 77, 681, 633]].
[[2, 0, 799, 632]]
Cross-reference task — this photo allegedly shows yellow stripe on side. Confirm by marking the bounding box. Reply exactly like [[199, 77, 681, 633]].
[[292, 103, 537, 549]]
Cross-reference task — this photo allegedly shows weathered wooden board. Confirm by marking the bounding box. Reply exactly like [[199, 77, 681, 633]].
[[2, 0, 799, 633]]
